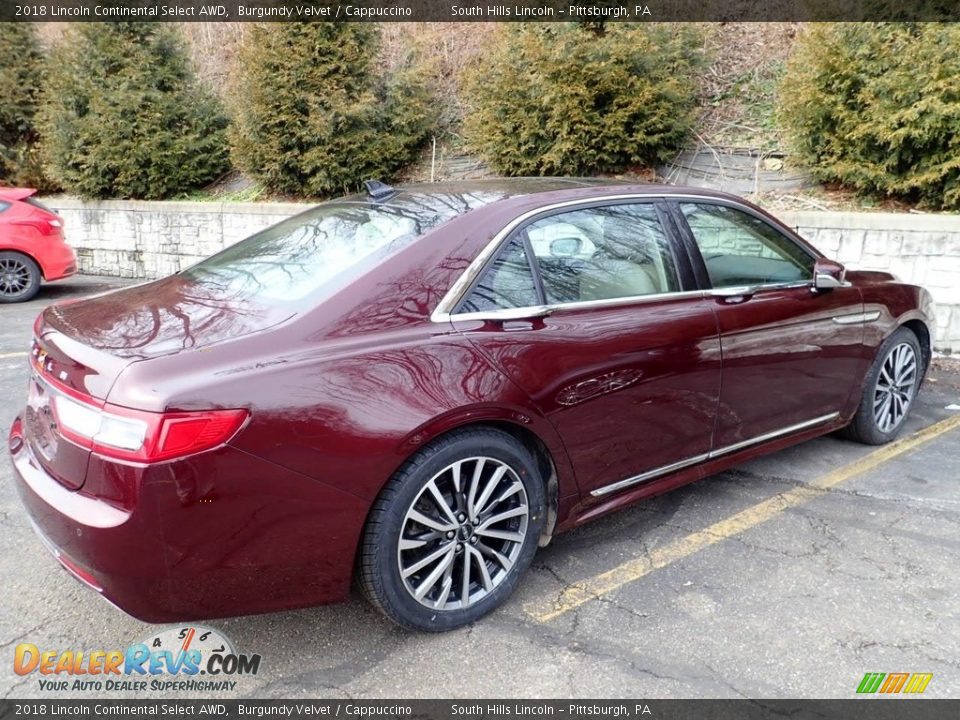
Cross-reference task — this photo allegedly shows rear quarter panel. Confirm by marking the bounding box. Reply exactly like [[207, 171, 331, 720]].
[[113, 326, 576, 504]]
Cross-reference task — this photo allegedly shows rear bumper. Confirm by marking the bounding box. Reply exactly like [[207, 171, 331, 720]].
[[9, 416, 167, 620], [41, 238, 77, 281], [9, 415, 369, 622]]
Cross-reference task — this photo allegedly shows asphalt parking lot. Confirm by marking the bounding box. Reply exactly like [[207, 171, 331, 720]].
[[1, 276, 959, 699]]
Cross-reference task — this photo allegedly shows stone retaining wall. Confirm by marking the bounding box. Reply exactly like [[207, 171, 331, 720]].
[[779, 210, 960, 352], [42, 198, 960, 352]]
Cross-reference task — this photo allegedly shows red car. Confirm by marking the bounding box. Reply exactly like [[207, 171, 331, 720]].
[[9, 180, 933, 631], [0, 188, 76, 303]]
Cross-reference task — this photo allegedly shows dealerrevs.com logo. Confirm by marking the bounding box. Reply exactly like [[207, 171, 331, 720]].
[[14, 626, 261, 693]]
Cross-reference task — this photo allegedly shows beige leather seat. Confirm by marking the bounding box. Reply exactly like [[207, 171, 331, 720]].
[[579, 258, 659, 301]]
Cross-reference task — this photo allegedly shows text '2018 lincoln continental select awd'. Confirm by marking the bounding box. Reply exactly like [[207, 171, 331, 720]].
[[9, 179, 933, 630]]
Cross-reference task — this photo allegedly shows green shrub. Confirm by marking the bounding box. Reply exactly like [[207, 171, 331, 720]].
[[0, 23, 49, 187], [780, 23, 960, 209], [38, 23, 229, 200], [228, 23, 434, 198], [463, 23, 703, 176]]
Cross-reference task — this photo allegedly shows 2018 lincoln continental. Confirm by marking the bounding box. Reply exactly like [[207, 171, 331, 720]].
[[9, 179, 933, 630]]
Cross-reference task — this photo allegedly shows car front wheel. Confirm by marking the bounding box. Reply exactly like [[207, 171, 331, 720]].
[[844, 326, 923, 445], [359, 428, 545, 631]]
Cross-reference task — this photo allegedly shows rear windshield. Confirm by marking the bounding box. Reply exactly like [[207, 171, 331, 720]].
[[182, 192, 502, 304]]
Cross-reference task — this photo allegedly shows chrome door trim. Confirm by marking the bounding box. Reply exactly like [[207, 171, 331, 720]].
[[445, 290, 708, 324], [709, 280, 814, 297], [590, 411, 840, 497], [707, 411, 839, 459], [832, 311, 881, 325], [588, 452, 711, 497], [447, 305, 554, 323]]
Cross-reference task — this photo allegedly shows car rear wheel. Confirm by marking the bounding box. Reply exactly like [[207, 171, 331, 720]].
[[843, 326, 922, 445], [359, 427, 545, 631], [0, 251, 41, 303]]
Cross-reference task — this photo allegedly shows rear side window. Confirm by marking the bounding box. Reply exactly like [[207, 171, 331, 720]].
[[458, 238, 540, 314], [0, 201, 9, 214], [456, 202, 681, 314], [525, 204, 679, 304], [23, 197, 56, 215]]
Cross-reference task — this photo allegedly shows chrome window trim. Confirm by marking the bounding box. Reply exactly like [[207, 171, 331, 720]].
[[430, 191, 830, 324], [590, 411, 840, 497], [446, 305, 553, 323], [708, 279, 854, 298], [440, 289, 708, 324], [431, 193, 748, 324], [709, 280, 812, 296]]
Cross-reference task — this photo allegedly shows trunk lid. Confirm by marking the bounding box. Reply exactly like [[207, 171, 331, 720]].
[[26, 275, 291, 491], [43, 273, 294, 361]]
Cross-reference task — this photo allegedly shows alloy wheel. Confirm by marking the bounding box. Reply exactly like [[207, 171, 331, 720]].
[[397, 456, 529, 611], [873, 342, 917, 433], [0, 257, 31, 298]]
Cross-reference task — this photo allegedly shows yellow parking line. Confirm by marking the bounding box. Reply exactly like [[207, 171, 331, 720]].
[[0, 351, 28, 360], [527, 412, 960, 623]]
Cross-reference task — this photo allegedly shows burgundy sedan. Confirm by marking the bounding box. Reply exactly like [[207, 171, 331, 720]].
[[9, 180, 933, 631]]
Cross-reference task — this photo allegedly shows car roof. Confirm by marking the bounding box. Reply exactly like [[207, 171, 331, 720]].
[[341, 177, 629, 202], [340, 178, 758, 213]]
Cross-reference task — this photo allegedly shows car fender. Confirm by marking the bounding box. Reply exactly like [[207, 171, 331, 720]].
[[396, 399, 581, 501], [0, 236, 45, 276]]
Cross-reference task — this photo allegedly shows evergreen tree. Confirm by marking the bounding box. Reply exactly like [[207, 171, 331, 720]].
[[463, 24, 703, 176], [38, 22, 229, 199], [780, 23, 960, 209], [0, 23, 47, 186], [229, 23, 433, 197]]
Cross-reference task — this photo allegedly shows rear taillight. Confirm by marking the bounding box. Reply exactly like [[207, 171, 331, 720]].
[[47, 383, 247, 463], [14, 216, 62, 236]]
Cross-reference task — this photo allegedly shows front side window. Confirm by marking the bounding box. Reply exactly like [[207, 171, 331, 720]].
[[525, 203, 679, 305], [679, 203, 815, 288]]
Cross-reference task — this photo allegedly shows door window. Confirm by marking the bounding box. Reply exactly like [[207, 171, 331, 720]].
[[457, 237, 540, 314], [679, 203, 815, 288], [524, 204, 679, 304]]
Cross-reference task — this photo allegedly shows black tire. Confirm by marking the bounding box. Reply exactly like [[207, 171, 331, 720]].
[[0, 251, 42, 303], [843, 326, 923, 445], [359, 427, 546, 631]]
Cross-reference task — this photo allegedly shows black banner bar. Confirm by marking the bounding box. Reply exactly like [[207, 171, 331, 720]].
[[1, 700, 959, 720], [1, 0, 959, 22]]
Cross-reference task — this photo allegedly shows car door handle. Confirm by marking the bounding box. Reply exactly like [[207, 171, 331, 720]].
[[710, 286, 756, 303]]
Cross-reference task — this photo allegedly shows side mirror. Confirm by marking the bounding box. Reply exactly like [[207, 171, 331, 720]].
[[813, 258, 846, 292]]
